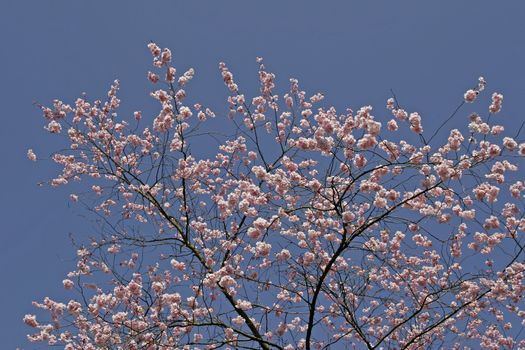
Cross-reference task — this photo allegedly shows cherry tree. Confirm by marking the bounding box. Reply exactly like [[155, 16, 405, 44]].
[[24, 43, 525, 349]]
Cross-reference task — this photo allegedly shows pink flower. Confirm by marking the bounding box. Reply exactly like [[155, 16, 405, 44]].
[[509, 181, 524, 198], [27, 149, 37, 161], [170, 259, 186, 271], [107, 244, 120, 254], [478, 76, 486, 91], [112, 312, 128, 324], [386, 98, 395, 110], [255, 241, 271, 257], [62, 279, 74, 289], [519, 143, 525, 155], [166, 67, 176, 82], [253, 217, 268, 230], [387, 119, 398, 131], [303, 251, 315, 265], [147, 42, 161, 56], [247, 227, 262, 240], [148, 71, 159, 83], [161, 48, 172, 64], [23, 314, 38, 327], [179, 106, 193, 120], [275, 249, 291, 261], [236, 299, 252, 310], [489, 92, 503, 113], [342, 211, 355, 222], [491, 125, 504, 135], [503, 137, 518, 151], [409, 112, 423, 134], [447, 129, 464, 151], [464, 89, 478, 103], [92, 185, 103, 196], [357, 134, 377, 149], [178, 68, 195, 87], [232, 315, 245, 325], [354, 154, 367, 168], [394, 109, 408, 120], [46, 120, 62, 133]]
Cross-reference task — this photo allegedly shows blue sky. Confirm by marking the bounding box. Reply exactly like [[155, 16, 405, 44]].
[[1, 1, 525, 348]]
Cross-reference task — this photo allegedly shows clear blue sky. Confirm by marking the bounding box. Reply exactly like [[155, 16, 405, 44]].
[[1, 1, 524, 349]]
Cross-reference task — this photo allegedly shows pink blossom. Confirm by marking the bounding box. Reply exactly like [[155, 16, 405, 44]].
[[232, 315, 245, 326], [236, 299, 252, 310], [46, 120, 62, 133], [519, 143, 525, 155], [464, 89, 478, 103], [170, 259, 186, 271], [179, 106, 193, 120], [62, 279, 74, 289], [393, 108, 408, 120], [166, 66, 176, 82], [478, 76, 486, 91], [27, 149, 37, 161], [489, 92, 503, 113], [147, 71, 159, 83], [161, 48, 172, 64], [255, 241, 271, 257], [509, 181, 524, 198], [275, 249, 291, 261], [387, 119, 398, 131], [354, 154, 367, 168], [357, 134, 377, 150], [303, 251, 315, 265], [342, 211, 355, 222], [147, 42, 161, 56], [503, 137, 518, 151], [112, 312, 128, 324], [107, 244, 120, 254], [23, 314, 38, 327], [409, 112, 423, 134], [92, 185, 103, 196], [178, 68, 195, 86], [386, 97, 395, 110]]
